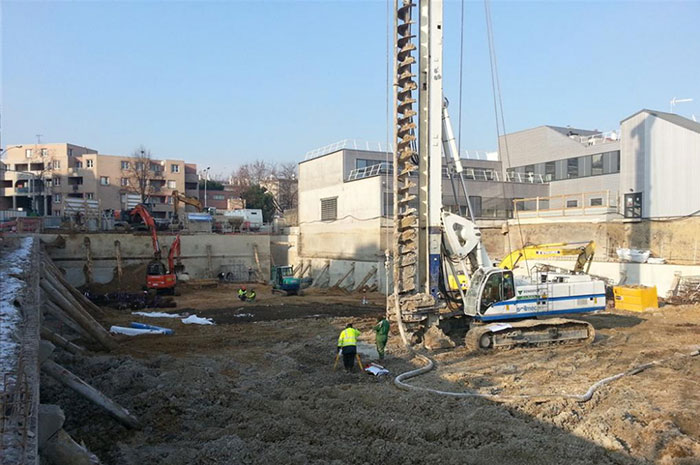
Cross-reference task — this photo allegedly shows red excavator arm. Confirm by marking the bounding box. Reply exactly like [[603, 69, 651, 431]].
[[130, 204, 161, 258], [168, 235, 181, 274]]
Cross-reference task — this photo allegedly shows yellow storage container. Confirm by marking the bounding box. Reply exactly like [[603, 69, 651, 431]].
[[613, 285, 658, 312]]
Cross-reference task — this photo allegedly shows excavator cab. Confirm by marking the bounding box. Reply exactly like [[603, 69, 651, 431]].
[[463, 268, 516, 316], [271, 265, 301, 296]]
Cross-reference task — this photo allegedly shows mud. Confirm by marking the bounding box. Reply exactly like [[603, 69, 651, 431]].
[[40, 291, 700, 465]]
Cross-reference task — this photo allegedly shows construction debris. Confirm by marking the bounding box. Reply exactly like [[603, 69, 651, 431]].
[[666, 274, 700, 305]]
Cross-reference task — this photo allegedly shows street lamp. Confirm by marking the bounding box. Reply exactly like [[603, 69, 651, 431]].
[[203, 166, 211, 209]]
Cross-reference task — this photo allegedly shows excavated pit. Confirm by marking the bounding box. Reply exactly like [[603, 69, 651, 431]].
[[38, 284, 700, 465]]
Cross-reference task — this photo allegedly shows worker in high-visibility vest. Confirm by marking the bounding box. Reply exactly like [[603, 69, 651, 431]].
[[337, 323, 361, 372]]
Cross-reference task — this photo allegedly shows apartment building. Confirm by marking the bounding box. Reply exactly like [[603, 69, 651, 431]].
[[199, 186, 243, 211], [0, 143, 199, 218]]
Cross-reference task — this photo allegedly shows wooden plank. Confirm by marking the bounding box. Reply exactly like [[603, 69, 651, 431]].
[[43, 300, 93, 341], [40, 327, 86, 356], [42, 360, 140, 429], [40, 276, 117, 351]]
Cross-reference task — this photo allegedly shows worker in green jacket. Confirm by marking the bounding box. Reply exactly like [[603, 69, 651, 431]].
[[373, 315, 390, 360], [337, 323, 361, 372]]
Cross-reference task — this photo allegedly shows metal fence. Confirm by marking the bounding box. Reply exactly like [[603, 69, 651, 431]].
[[514, 190, 619, 218]]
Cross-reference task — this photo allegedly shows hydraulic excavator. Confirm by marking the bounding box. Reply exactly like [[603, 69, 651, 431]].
[[130, 204, 184, 292], [172, 190, 204, 223], [390, 0, 605, 349], [498, 241, 596, 274]]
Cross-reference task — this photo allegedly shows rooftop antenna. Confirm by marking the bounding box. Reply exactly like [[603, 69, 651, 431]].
[[669, 97, 693, 113], [35, 134, 43, 144]]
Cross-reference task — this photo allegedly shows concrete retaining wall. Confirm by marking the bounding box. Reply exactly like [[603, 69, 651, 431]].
[[38, 233, 271, 287], [297, 257, 388, 295], [483, 218, 700, 265]]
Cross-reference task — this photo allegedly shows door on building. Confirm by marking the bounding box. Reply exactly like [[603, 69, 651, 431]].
[[624, 192, 642, 218]]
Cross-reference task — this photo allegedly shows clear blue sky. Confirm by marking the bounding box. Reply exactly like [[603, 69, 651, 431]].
[[2, 1, 699, 177]]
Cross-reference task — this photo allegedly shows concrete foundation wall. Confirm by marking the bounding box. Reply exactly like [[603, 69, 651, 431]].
[[270, 233, 298, 267], [297, 257, 388, 295], [38, 233, 271, 287], [483, 218, 700, 265]]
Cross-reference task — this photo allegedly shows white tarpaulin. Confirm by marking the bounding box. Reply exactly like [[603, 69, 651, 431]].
[[181, 315, 215, 325]]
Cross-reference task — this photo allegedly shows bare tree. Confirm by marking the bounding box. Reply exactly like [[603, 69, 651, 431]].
[[229, 160, 276, 189], [277, 162, 297, 180], [276, 162, 298, 209], [122, 145, 163, 203], [249, 160, 276, 185]]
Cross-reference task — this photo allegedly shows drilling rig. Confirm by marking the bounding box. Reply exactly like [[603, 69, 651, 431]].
[[391, 0, 605, 349]]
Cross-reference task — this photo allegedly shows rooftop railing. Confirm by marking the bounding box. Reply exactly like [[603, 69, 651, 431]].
[[505, 172, 546, 184], [347, 162, 393, 181], [304, 139, 394, 161], [568, 130, 620, 146]]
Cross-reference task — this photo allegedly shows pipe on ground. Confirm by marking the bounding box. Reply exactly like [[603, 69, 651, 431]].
[[394, 349, 699, 403]]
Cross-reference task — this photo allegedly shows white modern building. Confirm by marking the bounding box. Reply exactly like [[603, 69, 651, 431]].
[[503, 109, 700, 219]]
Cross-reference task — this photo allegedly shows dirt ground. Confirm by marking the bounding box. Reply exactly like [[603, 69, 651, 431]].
[[41, 284, 700, 465]]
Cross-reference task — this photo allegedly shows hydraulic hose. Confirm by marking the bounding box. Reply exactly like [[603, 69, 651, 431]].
[[394, 348, 699, 403]]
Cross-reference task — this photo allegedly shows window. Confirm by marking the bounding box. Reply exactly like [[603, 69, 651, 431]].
[[121, 177, 129, 186], [40, 148, 48, 157], [68, 148, 73, 157], [150, 163, 162, 172], [100, 176, 110, 185], [171, 164, 180, 173], [566, 158, 579, 179], [135, 162, 144, 170], [566, 199, 578, 208], [53, 193, 62, 203], [75, 161, 83, 168], [86, 193, 94, 200], [383, 192, 394, 217], [167, 180, 177, 189], [321, 197, 337, 221], [591, 153, 603, 176], [25, 149, 33, 158], [524, 164, 535, 175], [121, 161, 130, 170], [590, 198, 603, 206], [468, 196, 483, 218], [356, 159, 382, 170], [544, 162, 556, 181], [53, 160, 61, 169], [213, 194, 225, 200], [605, 150, 621, 174], [53, 176, 61, 186], [86, 159, 94, 168]]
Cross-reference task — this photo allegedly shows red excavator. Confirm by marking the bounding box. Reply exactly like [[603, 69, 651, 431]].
[[130, 205, 184, 292]]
